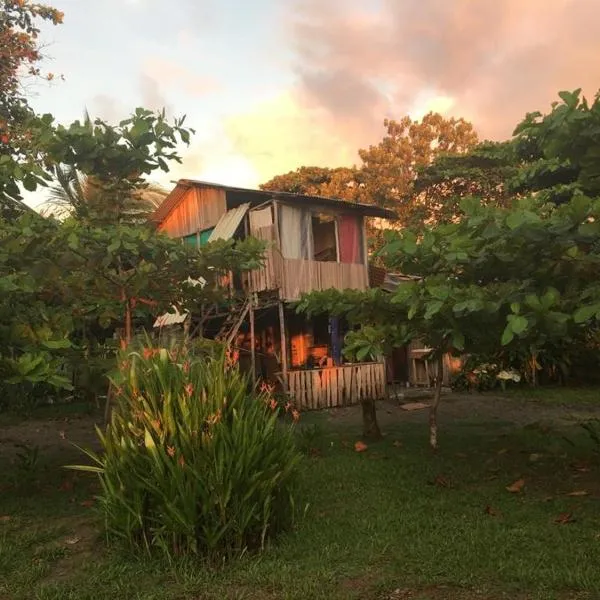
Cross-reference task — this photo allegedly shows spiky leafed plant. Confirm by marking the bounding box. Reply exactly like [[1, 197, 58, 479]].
[[68, 340, 302, 559]]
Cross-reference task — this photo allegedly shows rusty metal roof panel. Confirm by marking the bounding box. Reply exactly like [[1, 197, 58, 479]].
[[208, 203, 250, 242], [161, 179, 397, 220], [153, 308, 188, 328]]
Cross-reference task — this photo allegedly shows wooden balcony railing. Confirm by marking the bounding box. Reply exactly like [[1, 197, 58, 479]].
[[284, 362, 386, 410]]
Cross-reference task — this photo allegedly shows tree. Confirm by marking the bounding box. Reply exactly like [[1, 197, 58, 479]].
[[260, 166, 361, 201], [1, 1, 63, 215], [357, 113, 478, 219], [408, 141, 518, 228], [511, 89, 600, 206], [299, 192, 600, 449], [45, 111, 169, 223]]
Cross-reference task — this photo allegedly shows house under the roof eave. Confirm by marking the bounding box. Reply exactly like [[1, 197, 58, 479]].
[[151, 179, 399, 410]]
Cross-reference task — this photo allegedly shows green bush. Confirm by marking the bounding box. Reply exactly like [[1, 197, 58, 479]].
[[71, 342, 302, 559]]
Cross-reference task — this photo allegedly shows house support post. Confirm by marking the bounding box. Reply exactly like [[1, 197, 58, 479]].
[[278, 300, 288, 392], [250, 296, 256, 386]]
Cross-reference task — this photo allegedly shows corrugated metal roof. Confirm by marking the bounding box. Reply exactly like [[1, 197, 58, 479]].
[[153, 308, 188, 328], [150, 182, 190, 224], [208, 203, 250, 242], [150, 180, 397, 226]]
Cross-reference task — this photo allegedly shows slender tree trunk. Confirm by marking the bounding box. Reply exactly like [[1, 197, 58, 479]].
[[530, 351, 538, 387], [361, 399, 382, 440], [124, 296, 132, 346], [429, 357, 445, 451]]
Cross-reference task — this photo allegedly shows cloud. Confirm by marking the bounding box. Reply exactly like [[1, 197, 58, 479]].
[[143, 57, 219, 98], [223, 90, 360, 184], [287, 0, 600, 140]]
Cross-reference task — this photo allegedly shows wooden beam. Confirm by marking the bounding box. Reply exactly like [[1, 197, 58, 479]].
[[278, 301, 288, 390]]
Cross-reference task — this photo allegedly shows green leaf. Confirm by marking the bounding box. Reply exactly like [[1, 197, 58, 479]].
[[501, 326, 514, 346], [451, 331, 465, 351], [356, 346, 371, 361], [509, 315, 528, 334], [42, 339, 72, 350], [573, 304, 600, 324]]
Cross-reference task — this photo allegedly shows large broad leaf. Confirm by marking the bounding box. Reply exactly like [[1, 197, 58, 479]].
[[424, 300, 444, 320], [574, 304, 600, 324], [42, 339, 72, 349], [356, 346, 372, 362], [451, 331, 465, 351], [509, 315, 528, 334], [501, 326, 514, 346]]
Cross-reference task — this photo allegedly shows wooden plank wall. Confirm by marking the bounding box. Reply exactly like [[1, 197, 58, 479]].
[[279, 259, 369, 300], [286, 362, 386, 410], [248, 225, 282, 292], [159, 187, 226, 238], [407, 339, 462, 386]]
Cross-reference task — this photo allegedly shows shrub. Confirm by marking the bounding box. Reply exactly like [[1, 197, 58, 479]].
[[71, 341, 302, 559]]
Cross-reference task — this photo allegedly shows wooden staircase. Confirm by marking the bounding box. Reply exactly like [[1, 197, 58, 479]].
[[214, 296, 251, 346]]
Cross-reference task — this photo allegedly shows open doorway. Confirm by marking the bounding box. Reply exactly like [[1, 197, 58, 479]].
[[311, 213, 338, 262]]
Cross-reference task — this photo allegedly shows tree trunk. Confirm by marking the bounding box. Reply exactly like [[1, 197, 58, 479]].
[[361, 398, 382, 440], [124, 297, 132, 346], [429, 357, 445, 451]]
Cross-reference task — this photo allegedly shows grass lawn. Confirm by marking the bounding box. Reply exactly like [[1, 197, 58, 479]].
[[1, 395, 600, 599]]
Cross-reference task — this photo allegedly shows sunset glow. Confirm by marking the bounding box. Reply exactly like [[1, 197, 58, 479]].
[[31, 0, 600, 194]]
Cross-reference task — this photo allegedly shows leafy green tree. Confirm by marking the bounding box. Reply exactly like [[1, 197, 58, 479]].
[[1, 1, 63, 215], [408, 141, 517, 227], [260, 166, 361, 201], [511, 89, 600, 205]]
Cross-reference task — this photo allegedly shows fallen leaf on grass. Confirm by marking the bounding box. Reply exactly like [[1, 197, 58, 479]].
[[59, 480, 73, 492], [64, 536, 80, 545], [506, 478, 525, 493], [354, 441, 368, 453], [572, 463, 591, 473], [400, 402, 429, 411], [80, 499, 95, 508], [433, 474, 449, 488], [455, 452, 468, 458], [554, 512, 575, 525], [566, 490, 589, 497], [59, 430, 66, 440], [392, 440, 403, 448], [484, 505, 501, 517], [529, 453, 542, 462], [0, 516, 11, 522], [497, 448, 508, 455]]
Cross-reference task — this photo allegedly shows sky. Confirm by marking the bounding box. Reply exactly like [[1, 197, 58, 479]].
[[30, 0, 600, 201]]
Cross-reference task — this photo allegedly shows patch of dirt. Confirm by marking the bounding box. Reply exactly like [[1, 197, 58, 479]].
[[325, 393, 600, 432], [383, 586, 592, 600], [0, 413, 101, 462]]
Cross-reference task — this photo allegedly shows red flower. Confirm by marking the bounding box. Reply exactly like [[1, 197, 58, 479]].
[[167, 445, 175, 457], [142, 347, 153, 360], [184, 383, 194, 397], [292, 409, 300, 423]]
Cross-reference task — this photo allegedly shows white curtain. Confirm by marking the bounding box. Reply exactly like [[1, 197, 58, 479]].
[[279, 204, 310, 259], [249, 206, 273, 234]]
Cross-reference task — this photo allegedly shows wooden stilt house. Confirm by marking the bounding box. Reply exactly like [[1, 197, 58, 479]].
[[151, 180, 396, 409]]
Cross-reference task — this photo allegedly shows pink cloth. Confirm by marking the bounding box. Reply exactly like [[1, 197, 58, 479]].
[[338, 215, 361, 263]]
